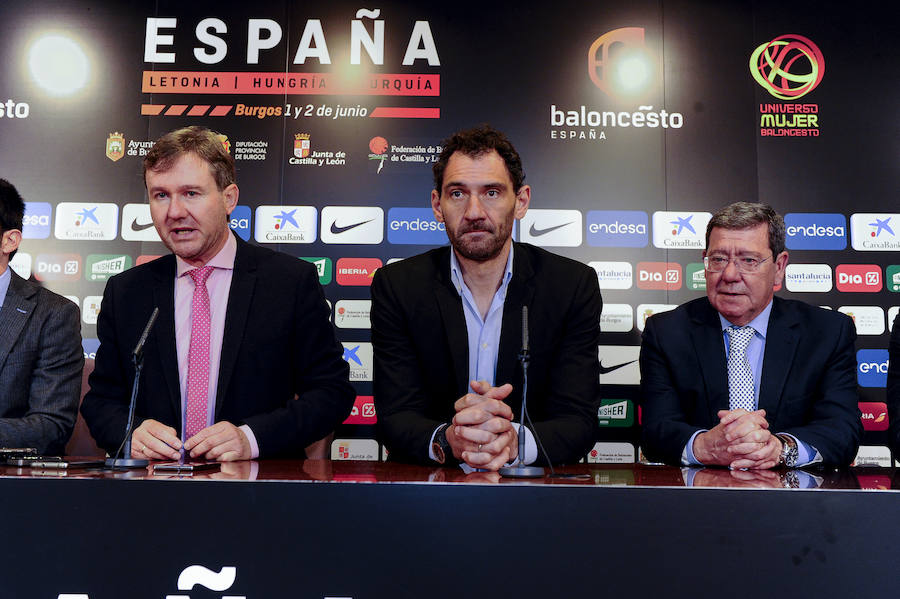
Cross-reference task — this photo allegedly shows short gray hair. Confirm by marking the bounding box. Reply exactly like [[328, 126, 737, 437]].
[[705, 202, 785, 256]]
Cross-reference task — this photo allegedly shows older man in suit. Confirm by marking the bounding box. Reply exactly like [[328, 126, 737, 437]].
[[640, 202, 861, 469], [81, 127, 354, 461], [0, 179, 83, 454]]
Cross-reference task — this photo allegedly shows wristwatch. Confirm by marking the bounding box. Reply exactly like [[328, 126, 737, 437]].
[[776, 433, 798, 468], [432, 424, 453, 465]]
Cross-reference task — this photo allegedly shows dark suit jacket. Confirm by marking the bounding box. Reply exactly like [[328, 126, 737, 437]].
[[886, 313, 900, 454], [640, 296, 862, 467], [81, 236, 354, 457], [371, 243, 601, 465], [0, 269, 83, 454]]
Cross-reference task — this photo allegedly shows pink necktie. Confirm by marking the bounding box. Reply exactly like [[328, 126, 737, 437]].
[[185, 266, 215, 439]]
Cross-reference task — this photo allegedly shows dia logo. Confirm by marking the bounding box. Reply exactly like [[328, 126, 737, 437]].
[[636, 262, 681, 290]]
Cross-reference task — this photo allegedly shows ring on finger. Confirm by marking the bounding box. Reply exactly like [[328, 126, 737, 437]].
[[478, 444, 483, 452]]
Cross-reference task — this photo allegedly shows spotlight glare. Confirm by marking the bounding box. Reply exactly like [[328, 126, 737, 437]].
[[28, 35, 90, 96], [615, 54, 651, 94]]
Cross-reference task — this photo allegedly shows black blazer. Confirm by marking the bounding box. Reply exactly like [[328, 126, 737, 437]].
[[371, 243, 601, 465], [81, 235, 354, 457], [0, 270, 83, 454], [639, 296, 862, 467]]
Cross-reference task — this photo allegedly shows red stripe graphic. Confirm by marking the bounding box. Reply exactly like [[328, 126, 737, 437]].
[[369, 107, 440, 119]]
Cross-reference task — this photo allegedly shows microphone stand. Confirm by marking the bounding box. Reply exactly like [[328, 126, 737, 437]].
[[106, 307, 158, 469], [500, 308, 544, 478]]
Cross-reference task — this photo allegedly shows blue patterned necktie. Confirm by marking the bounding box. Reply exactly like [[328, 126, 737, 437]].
[[726, 325, 756, 411]]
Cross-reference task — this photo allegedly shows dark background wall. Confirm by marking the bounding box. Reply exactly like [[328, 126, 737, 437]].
[[1, 0, 896, 463]]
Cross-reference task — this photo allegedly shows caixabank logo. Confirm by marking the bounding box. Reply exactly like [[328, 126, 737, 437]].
[[550, 27, 684, 142], [254, 206, 317, 243], [850, 214, 900, 251], [750, 34, 824, 137], [652, 211, 711, 250]]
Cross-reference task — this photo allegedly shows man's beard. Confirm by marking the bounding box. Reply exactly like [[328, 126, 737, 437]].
[[445, 217, 513, 262]]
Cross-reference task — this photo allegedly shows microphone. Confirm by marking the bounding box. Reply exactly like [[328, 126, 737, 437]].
[[521, 305, 529, 352], [106, 307, 159, 469], [499, 306, 545, 478], [132, 307, 159, 361]]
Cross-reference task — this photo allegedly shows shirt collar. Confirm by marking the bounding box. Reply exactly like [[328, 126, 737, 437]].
[[0, 266, 10, 308], [176, 230, 237, 277], [449, 244, 515, 293], [719, 299, 773, 339]]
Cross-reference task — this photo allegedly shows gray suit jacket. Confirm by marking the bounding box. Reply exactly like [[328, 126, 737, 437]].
[[0, 269, 83, 454]]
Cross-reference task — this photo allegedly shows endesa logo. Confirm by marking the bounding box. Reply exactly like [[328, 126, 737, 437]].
[[586, 211, 648, 247], [336, 257, 382, 286], [35, 253, 81, 282], [387, 207, 445, 245], [857, 349, 888, 387], [636, 262, 682, 290], [22, 202, 51, 239], [784, 213, 846, 250], [835, 264, 881, 292], [859, 402, 889, 432], [229, 205, 251, 241], [652, 211, 711, 250], [343, 395, 377, 425]]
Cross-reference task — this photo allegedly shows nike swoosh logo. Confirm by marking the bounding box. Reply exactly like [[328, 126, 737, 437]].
[[529, 222, 572, 237], [330, 219, 374, 234], [130, 218, 154, 232], [599, 359, 637, 375]]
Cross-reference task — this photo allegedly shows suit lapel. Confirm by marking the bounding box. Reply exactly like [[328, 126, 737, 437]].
[[215, 238, 256, 417], [688, 299, 730, 424], [432, 251, 469, 396], [0, 271, 36, 371], [150, 259, 182, 421], [496, 244, 535, 389], [758, 298, 799, 421]]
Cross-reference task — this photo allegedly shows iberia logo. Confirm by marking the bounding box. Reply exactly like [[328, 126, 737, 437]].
[[105, 132, 125, 162], [368, 136, 388, 173], [750, 34, 825, 100], [294, 133, 310, 158]]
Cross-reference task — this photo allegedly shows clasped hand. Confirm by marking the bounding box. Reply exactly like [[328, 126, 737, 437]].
[[446, 380, 519, 471], [131, 419, 252, 462], [692, 409, 783, 470]]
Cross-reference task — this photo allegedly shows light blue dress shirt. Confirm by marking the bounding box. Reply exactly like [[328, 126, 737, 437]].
[[427, 246, 537, 465], [0, 267, 11, 308], [683, 300, 819, 467]]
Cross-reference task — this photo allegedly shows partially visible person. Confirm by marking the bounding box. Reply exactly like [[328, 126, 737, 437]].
[[641, 202, 861, 469], [886, 314, 900, 456], [81, 126, 354, 461], [0, 178, 83, 454]]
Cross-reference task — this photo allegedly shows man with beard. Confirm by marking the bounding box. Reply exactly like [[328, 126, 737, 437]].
[[371, 125, 601, 470]]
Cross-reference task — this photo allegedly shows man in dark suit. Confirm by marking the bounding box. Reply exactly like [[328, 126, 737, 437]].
[[81, 127, 353, 461], [372, 126, 601, 470], [0, 178, 83, 454], [640, 202, 861, 468]]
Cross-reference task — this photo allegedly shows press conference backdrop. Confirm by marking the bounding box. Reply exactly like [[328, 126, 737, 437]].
[[1, 0, 896, 464]]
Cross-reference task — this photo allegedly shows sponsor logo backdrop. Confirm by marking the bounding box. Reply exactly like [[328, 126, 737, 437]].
[[0, 0, 896, 459]]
